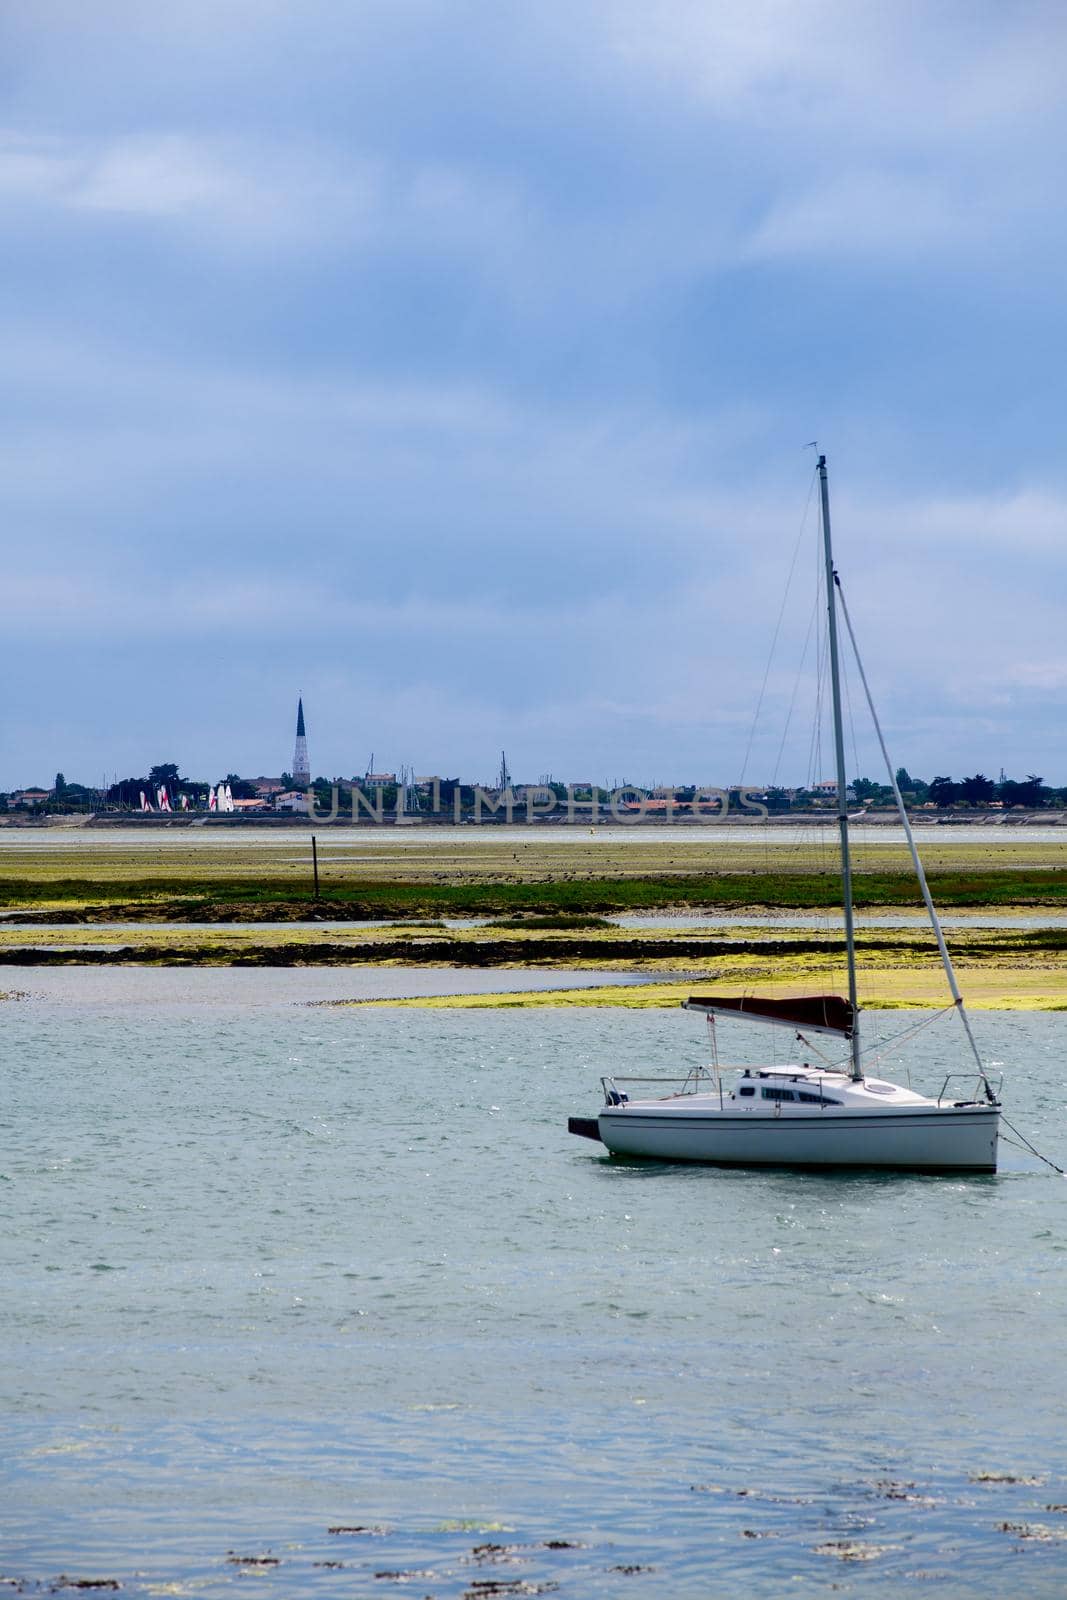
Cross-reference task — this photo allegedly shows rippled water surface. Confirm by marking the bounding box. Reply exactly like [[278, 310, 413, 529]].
[[3, 975, 1067, 1597]]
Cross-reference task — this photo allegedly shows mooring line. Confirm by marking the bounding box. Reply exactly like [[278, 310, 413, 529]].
[[1000, 1114, 1067, 1177]]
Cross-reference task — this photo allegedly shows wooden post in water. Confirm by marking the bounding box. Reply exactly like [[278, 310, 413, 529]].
[[311, 833, 320, 900]]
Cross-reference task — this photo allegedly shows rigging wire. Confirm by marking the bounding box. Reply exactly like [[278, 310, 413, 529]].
[[737, 466, 818, 789], [833, 571, 991, 1093], [808, 542, 832, 945], [793, 1006, 959, 1078], [858, 1004, 956, 1072], [839, 636, 865, 894], [770, 590, 819, 788], [793, 1029, 836, 1065], [842, 646, 862, 800], [806, 520, 831, 796]]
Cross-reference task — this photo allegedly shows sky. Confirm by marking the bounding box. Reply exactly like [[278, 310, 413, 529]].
[[2, 0, 1066, 790]]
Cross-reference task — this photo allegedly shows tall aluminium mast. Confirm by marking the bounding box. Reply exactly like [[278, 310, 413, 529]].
[[818, 455, 862, 1081]]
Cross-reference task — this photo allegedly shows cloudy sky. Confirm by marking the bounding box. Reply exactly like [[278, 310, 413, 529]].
[[3, 0, 1065, 789]]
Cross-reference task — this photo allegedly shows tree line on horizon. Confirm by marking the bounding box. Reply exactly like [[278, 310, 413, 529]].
[[2, 764, 1065, 814], [759, 769, 1058, 811]]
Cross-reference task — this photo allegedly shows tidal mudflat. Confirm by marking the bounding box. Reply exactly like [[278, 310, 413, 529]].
[[2, 915, 1066, 1009]]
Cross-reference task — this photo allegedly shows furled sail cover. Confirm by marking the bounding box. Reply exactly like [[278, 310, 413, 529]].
[[682, 994, 854, 1037]]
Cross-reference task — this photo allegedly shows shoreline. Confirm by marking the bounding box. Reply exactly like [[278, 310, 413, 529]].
[[2, 808, 1065, 830]]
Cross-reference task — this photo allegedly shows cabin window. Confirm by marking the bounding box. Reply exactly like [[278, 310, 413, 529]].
[[797, 1090, 842, 1106], [761, 1087, 795, 1101], [739, 1085, 755, 1098]]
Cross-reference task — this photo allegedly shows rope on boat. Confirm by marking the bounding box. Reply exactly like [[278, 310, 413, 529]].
[[794, 1029, 837, 1066], [795, 1007, 953, 1077], [999, 1115, 1067, 1177], [859, 1004, 956, 1073]]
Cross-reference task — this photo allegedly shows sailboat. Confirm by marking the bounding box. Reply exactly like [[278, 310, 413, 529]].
[[569, 456, 1001, 1172]]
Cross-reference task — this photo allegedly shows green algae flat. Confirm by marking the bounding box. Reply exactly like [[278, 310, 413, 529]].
[[2, 831, 1066, 919], [1, 920, 1065, 1015], [1, 831, 1064, 1010], [348, 967, 1067, 1010]]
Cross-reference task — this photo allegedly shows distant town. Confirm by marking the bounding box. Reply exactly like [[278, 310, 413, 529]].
[[2, 699, 1065, 822]]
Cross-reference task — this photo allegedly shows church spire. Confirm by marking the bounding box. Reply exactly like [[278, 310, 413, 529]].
[[292, 697, 310, 787]]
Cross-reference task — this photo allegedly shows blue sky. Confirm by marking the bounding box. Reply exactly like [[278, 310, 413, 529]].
[[3, 0, 1066, 788]]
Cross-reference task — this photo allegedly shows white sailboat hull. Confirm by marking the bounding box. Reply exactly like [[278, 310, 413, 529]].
[[598, 1103, 999, 1172]]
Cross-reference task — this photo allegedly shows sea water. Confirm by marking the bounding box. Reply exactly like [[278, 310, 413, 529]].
[[2, 973, 1066, 1597]]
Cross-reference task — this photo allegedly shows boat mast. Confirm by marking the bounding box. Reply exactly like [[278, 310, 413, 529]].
[[817, 455, 862, 1081]]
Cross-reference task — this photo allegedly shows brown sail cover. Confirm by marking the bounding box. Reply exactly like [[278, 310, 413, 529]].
[[683, 994, 854, 1037]]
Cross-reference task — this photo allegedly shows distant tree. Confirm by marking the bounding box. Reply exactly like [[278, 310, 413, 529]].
[[1018, 774, 1048, 809], [45, 778, 95, 814], [928, 776, 958, 808], [108, 776, 147, 808], [851, 777, 887, 803], [223, 774, 257, 800], [148, 763, 181, 787], [960, 773, 995, 805], [280, 772, 293, 788], [896, 769, 928, 803]]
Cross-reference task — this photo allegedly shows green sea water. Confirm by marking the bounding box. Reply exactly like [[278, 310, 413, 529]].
[[2, 972, 1066, 1596]]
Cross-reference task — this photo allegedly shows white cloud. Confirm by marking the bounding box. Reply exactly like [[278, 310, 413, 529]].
[[0, 125, 537, 274], [744, 170, 978, 260], [0, 131, 232, 218], [73, 134, 241, 217], [1001, 661, 1067, 693], [0, 129, 389, 245], [607, 0, 1067, 144], [604, 1, 1067, 266], [842, 487, 1067, 557]]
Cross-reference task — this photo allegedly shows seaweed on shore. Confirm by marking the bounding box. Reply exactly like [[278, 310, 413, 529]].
[[2, 868, 1066, 920]]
